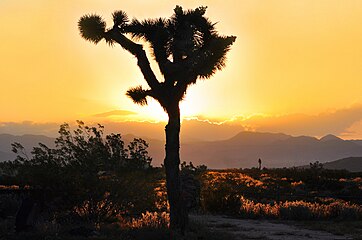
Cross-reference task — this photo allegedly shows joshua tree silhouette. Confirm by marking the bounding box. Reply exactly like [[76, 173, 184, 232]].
[[78, 5, 236, 230]]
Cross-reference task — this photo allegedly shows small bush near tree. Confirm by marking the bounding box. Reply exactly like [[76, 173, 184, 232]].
[[2, 121, 159, 227]]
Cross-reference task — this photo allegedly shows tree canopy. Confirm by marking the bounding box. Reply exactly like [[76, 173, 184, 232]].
[[78, 6, 236, 109]]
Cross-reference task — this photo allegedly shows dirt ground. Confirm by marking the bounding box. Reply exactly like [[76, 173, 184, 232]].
[[191, 214, 353, 240]]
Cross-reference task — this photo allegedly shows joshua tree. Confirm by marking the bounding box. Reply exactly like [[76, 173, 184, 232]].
[[78, 5, 236, 230]]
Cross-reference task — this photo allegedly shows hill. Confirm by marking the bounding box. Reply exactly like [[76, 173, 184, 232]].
[[0, 150, 13, 161], [0, 134, 55, 161], [180, 133, 362, 168], [323, 157, 362, 172], [319, 134, 343, 142], [1, 132, 362, 169], [350, 140, 362, 146]]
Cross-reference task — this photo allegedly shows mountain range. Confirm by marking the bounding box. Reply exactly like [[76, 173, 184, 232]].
[[180, 132, 362, 169], [323, 157, 362, 172], [0, 134, 55, 161], [1, 132, 362, 170]]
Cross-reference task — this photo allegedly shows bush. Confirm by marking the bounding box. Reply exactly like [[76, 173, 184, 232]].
[[2, 121, 159, 226], [0, 194, 20, 219], [200, 169, 362, 220]]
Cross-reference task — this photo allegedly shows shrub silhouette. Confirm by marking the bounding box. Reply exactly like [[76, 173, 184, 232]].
[[7, 121, 158, 225]]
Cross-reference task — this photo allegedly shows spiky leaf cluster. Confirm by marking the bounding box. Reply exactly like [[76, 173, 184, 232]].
[[125, 6, 236, 82], [189, 35, 237, 79], [112, 10, 129, 30], [126, 86, 149, 106], [78, 14, 106, 44], [127, 18, 170, 66]]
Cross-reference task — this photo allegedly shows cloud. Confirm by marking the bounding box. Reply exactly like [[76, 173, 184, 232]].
[[93, 110, 137, 118], [341, 120, 362, 139], [181, 117, 247, 141], [0, 121, 59, 137], [237, 104, 362, 138], [180, 104, 362, 139], [1, 105, 362, 140]]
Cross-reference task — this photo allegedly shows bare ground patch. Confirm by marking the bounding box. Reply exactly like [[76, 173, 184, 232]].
[[190, 214, 353, 240]]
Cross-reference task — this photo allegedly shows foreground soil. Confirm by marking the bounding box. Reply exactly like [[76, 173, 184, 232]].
[[191, 214, 354, 240]]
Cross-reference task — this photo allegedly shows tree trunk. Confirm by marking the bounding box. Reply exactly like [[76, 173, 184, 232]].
[[164, 102, 187, 232]]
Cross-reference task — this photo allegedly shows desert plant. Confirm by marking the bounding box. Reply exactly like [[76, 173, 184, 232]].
[[78, 5, 236, 230], [8, 122, 158, 226], [199, 169, 362, 220], [0, 193, 20, 218]]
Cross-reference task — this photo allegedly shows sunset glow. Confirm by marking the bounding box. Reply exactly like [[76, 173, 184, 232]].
[[1, 0, 362, 138]]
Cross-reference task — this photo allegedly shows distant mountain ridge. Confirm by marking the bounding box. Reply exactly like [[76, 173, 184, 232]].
[[323, 157, 362, 172], [227, 132, 290, 145], [0, 134, 55, 161], [179, 133, 362, 168], [319, 134, 343, 142], [1, 132, 362, 170], [350, 140, 362, 146], [0, 150, 14, 162]]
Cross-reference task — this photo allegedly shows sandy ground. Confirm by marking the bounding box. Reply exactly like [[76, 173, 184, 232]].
[[191, 214, 353, 240]]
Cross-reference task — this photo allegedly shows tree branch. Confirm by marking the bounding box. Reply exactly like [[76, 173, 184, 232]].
[[106, 28, 161, 91], [174, 74, 197, 101]]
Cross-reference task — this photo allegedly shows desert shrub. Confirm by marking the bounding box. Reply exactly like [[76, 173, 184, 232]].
[[0, 193, 20, 218], [279, 201, 313, 220], [327, 200, 362, 220], [238, 197, 362, 220], [200, 169, 362, 220], [125, 211, 169, 229], [180, 161, 207, 175], [200, 174, 238, 213], [200, 171, 267, 214], [239, 196, 279, 219], [127, 138, 152, 169], [3, 121, 159, 226]]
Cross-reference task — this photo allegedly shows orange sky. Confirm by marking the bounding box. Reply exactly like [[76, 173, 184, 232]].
[[1, 0, 362, 139]]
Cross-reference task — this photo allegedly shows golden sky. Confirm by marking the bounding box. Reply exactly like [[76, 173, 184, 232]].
[[1, 0, 362, 138]]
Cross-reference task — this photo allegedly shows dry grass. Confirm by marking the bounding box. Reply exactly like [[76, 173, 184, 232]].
[[240, 197, 362, 220], [201, 169, 362, 221]]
